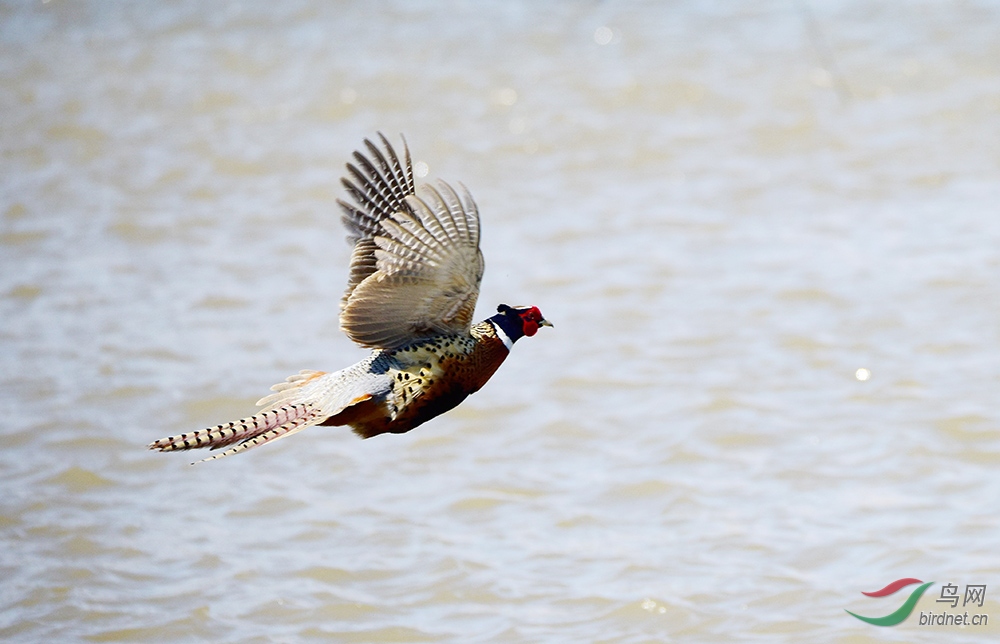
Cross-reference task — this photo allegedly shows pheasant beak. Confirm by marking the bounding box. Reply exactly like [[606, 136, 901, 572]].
[[540, 318, 553, 328]]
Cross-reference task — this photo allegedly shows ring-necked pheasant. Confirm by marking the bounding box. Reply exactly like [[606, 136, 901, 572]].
[[149, 133, 550, 462]]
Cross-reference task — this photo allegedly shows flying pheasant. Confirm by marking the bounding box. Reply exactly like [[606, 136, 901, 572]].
[[149, 133, 550, 462]]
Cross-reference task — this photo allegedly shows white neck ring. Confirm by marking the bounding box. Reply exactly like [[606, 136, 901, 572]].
[[491, 321, 514, 351]]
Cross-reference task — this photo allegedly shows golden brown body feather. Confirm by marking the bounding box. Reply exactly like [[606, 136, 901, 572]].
[[323, 322, 510, 438]]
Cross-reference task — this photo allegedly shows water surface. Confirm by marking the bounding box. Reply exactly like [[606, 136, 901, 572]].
[[2, 1, 999, 641]]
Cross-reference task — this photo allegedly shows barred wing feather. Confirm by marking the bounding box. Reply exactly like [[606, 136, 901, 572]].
[[338, 133, 415, 310], [339, 181, 484, 349]]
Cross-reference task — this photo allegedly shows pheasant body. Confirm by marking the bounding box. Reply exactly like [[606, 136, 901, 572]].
[[150, 134, 549, 462], [323, 320, 512, 439]]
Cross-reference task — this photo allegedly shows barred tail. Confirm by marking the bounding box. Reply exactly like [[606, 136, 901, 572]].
[[192, 408, 322, 463], [148, 364, 388, 463], [147, 403, 317, 463]]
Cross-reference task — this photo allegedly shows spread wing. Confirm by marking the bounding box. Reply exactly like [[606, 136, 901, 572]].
[[338, 136, 484, 349], [338, 133, 416, 309]]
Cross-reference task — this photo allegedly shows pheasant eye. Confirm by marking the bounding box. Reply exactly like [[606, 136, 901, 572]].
[[522, 306, 542, 322]]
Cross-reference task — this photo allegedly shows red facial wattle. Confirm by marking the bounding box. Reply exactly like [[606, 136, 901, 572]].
[[519, 306, 544, 337]]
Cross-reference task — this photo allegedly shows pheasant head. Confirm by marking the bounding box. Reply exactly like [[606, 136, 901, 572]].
[[490, 304, 552, 347]]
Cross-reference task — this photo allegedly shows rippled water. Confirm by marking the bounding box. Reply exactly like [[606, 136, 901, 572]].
[[3, 1, 999, 641]]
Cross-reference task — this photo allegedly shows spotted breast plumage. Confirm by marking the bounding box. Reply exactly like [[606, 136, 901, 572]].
[[149, 133, 551, 462]]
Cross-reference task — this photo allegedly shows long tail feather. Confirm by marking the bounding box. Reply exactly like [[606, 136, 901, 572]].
[[148, 403, 314, 454], [148, 360, 390, 463], [193, 409, 321, 464]]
